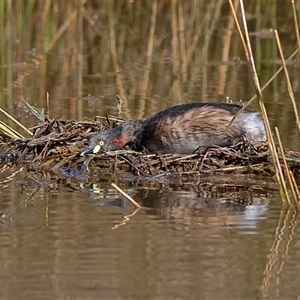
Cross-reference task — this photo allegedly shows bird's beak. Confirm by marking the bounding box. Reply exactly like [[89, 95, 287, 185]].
[[80, 145, 95, 156]]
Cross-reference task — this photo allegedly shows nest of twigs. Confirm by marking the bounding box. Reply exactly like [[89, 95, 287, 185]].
[[0, 114, 300, 179]]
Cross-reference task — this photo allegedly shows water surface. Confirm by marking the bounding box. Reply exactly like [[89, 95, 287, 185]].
[[0, 1, 300, 299]]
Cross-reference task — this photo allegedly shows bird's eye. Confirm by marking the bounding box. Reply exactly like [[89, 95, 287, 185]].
[[99, 140, 105, 146]]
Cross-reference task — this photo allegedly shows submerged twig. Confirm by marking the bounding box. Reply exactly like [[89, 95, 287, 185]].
[[111, 183, 142, 208]]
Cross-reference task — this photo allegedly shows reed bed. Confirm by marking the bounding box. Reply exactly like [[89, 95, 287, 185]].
[[2, 1, 296, 119], [229, 0, 300, 204]]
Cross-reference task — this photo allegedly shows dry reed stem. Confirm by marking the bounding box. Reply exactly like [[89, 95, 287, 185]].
[[227, 0, 256, 118], [185, 2, 206, 66], [273, 29, 300, 135], [4, 1, 12, 105], [0, 121, 24, 139], [186, 2, 221, 98], [238, 0, 262, 99], [231, 0, 290, 202], [0, 108, 32, 137], [275, 127, 298, 206], [227, 6, 259, 119], [45, 5, 80, 53], [195, 2, 223, 101], [201, 2, 223, 62], [289, 171, 300, 201], [248, 49, 299, 103], [260, 103, 290, 204], [82, 7, 102, 36], [35, 0, 51, 53], [46, 92, 50, 119], [138, 0, 157, 119], [178, 1, 187, 81], [76, 1, 83, 101], [291, 0, 300, 59], [226, 6, 295, 114], [186, 1, 214, 65], [218, 0, 238, 95], [171, 0, 179, 76], [108, 2, 125, 97], [186, 24, 200, 66], [111, 183, 142, 209]]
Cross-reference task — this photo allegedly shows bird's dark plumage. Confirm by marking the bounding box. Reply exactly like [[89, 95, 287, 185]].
[[81, 103, 266, 155]]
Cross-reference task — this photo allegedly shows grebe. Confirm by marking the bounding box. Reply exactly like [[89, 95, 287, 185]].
[[81, 103, 266, 155]]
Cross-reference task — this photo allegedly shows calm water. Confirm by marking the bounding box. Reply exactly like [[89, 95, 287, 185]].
[[0, 1, 300, 299], [0, 168, 299, 299]]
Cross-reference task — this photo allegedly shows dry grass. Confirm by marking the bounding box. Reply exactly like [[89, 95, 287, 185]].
[[229, 0, 300, 204]]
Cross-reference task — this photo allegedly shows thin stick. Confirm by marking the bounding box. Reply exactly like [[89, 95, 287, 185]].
[[239, 0, 262, 99], [178, 0, 187, 81], [0, 120, 24, 139], [218, 0, 238, 95], [228, 49, 298, 125], [46, 92, 50, 118], [289, 171, 300, 202], [44, 7, 78, 53], [275, 127, 297, 205], [261, 104, 289, 204], [108, 2, 125, 97], [171, 0, 179, 76], [291, 0, 300, 59], [116, 95, 126, 119], [111, 183, 142, 208], [248, 49, 298, 103], [230, 0, 290, 203], [227, 0, 257, 116], [0, 108, 33, 136], [138, 0, 157, 118], [273, 29, 300, 135], [227, 0, 297, 119]]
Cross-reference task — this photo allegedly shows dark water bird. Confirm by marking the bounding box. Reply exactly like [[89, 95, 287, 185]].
[[81, 103, 266, 155]]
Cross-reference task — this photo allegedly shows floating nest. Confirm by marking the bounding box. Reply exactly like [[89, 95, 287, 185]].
[[0, 114, 300, 179]]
